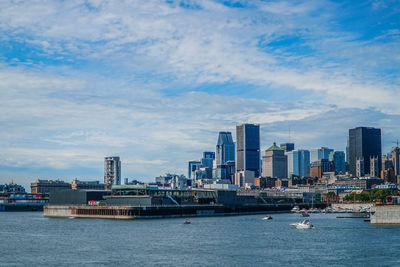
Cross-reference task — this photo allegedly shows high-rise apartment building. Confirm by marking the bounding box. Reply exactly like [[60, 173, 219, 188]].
[[104, 156, 121, 189], [310, 147, 334, 163], [348, 127, 381, 177], [280, 143, 295, 152], [329, 151, 346, 174], [262, 142, 287, 178], [287, 150, 310, 177], [236, 124, 260, 177]]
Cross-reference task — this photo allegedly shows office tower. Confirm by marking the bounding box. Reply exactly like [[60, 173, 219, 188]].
[[262, 142, 287, 178], [104, 156, 121, 189], [236, 124, 260, 177], [216, 132, 235, 165], [188, 161, 202, 180], [286, 150, 310, 177], [280, 143, 295, 152], [382, 145, 400, 183], [388, 145, 400, 176], [329, 151, 346, 174], [214, 132, 235, 181], [201, 152, 215, 169], [348, 127, 381, 177], [310, 147, 334, 163], [381, 154, 396, 183]]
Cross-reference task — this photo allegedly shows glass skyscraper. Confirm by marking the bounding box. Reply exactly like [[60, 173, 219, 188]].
[[201, 152, 215, 169], [236, 124, 260, 177], [287, 150, 310, 177], [348, 127, 381, 177], [329, 151, 346, 174], [310, 147, 334, 163], [216, 132, 235, 165]]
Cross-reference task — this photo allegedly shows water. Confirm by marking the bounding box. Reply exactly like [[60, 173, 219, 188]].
[[1, 212, 400, 266]]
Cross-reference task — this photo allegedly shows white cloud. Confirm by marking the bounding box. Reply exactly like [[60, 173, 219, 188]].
[[0, 0, 399, 184]]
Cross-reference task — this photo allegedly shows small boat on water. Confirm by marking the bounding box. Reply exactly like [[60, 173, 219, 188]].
[[291, 206, 300, 213], [300, 213, 310, 217], [262, 216, 273, 220], [290, 220, 314, 229], [184, 219, 191, 224]]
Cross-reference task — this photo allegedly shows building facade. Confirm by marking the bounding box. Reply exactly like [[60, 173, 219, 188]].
[[262, 142, 287, 178], [188, 161, 202, 180], [104, 156, 121, 190], [329, 151, 346, 174], [216, 132, 235, 165], [236, 124, 260, 177], [310, 147, 334, 163], [348, 127, 381, 177], [309, 159, 334, 179], [71, 179, 105, 190], [31, 179, 71, 194], [287, 150, 310, 178], [280, 143, 295, 152], [201, 152, 215, 169], [214, 132, 235, 181]]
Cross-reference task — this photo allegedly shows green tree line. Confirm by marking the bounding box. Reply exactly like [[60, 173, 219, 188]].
[[343, 189, 398, 202]]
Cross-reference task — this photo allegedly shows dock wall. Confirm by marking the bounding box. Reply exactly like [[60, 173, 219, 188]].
[[371, 205, 400, 224]]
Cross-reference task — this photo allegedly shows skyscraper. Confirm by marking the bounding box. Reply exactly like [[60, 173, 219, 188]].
[[286, 150, 310, 177], [214, 132, 235, 181], [201, 152, 215, 169], [188, 161, 202, 180], [262, 142, 287, 178], [236, 124, 260, 177], [280, 143, 295, 152], [348, 127, 381, 177], [329, 151, 346, 174], [216, 132, 235, 165], [310, 147, 334, 163], [104, 156, 121, 190], [388, 145, 400, 177]]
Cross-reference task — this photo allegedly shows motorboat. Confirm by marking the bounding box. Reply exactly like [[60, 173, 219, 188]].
[[291, 206, 300, 213], [300, 212, 310, 217], [184, 219, 191, 224], [262, 216, 273, 220], [290, 220, 314, 229]]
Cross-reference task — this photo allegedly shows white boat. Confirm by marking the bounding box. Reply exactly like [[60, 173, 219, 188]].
[[290, 220, 315, 229], [262, 216, 273, 220], [291, 206, 300, 213]]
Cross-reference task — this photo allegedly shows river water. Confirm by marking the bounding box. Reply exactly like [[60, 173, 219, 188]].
[[1, 212, 400, 266]]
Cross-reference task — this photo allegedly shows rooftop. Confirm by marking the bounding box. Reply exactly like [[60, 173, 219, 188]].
[[266, 142, 284, 151]]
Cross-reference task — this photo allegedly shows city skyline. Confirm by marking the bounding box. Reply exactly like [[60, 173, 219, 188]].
[[1, 0, 400, 189]]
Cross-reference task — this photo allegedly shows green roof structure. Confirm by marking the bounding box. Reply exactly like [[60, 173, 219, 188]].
[[266, 142, 284, 151]]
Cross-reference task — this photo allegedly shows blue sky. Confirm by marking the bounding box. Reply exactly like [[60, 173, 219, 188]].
[[0, 0, 400, 189]]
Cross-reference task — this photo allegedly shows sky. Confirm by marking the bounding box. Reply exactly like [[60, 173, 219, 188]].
[[0, 0, 400, 189]]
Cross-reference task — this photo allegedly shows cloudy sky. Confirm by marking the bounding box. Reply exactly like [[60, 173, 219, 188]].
[[1, 0, 399, 189]]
